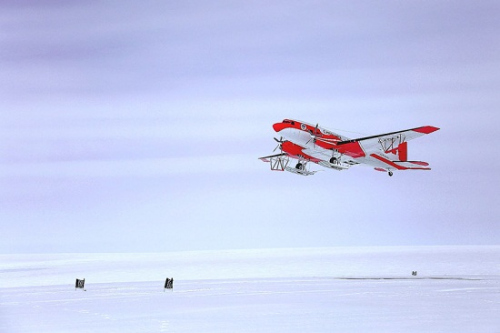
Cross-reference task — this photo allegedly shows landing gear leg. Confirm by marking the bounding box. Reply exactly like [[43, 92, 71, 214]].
[[388, 171, 393, 177]]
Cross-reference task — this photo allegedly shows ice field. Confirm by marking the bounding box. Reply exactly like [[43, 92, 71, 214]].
[[1, 246, 499, 332]]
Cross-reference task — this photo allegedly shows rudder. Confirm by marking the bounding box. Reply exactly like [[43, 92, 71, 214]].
[[398, 142, 408, 161]]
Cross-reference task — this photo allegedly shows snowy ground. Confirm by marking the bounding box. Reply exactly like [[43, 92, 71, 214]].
[[1, 246, 499, 332]]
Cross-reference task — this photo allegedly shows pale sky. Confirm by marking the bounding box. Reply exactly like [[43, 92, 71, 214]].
[[1, 1, 499, 253]]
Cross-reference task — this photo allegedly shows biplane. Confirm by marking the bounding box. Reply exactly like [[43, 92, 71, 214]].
[[259, 119, 439, 176]]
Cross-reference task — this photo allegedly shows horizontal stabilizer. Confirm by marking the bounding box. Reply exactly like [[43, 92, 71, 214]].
[[393, 161, 431, 170], [370, 154, 431, 170]]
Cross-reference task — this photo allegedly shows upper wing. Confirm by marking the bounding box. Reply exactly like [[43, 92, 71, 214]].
[[336, 126, 439, 152]]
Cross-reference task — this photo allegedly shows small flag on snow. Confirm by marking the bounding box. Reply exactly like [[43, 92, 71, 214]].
[[164, 278, 174, 290], [75, 278, 85, 289]]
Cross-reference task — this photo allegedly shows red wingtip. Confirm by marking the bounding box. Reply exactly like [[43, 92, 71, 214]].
[[410, 161, 429, 166], [413, 126, 440, 134]]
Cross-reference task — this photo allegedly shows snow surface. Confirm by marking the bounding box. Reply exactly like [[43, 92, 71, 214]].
[[1, 246, 499, 332]]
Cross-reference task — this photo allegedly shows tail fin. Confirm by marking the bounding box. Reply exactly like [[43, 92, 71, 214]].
[[398, 142, 408, 161], [386, 141, 408, 161]]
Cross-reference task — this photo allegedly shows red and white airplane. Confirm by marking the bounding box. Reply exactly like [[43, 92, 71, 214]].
[[259, 119, 439, 177]]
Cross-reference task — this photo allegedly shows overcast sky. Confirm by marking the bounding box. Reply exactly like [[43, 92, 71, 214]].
[[1, 1, 499, 253]]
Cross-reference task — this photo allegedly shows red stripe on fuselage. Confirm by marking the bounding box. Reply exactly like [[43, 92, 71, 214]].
[[273, 119, 302, 132]]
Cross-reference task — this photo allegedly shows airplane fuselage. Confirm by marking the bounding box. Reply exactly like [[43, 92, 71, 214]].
[[261, 119, 440, 176]]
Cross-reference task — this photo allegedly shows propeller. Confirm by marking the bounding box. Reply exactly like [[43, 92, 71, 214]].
[[305, 124, 338, 145], [306, 124, 320, 145], [273, 136, 284, 152]]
